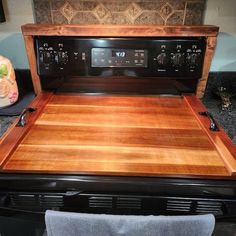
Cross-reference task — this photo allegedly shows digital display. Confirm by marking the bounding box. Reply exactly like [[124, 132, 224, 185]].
[[91, 48, 148, 68], [112, 50, 126, 58]]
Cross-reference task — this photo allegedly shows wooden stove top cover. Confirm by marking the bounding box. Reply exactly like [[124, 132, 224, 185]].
[[2, 94, 233, 177]]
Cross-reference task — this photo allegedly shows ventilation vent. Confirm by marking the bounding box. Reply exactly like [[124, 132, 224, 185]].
[[117, 197, 142, 210], [196, 201, 223, 215], [167, 200, 192, 213], [89, 196, 113, 209], [9, 194, 38, 208], [39, 194, 64, 208], [9, 193, 64, 209]]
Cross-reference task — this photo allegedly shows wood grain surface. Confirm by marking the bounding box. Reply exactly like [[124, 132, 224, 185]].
[[21, 24, 219, 37], [185, 95, 236, 175], [23, 35, 42, 95], [0, 92, 52, 167], [196, 36, 217, 98], [3, 94, 229, 177]]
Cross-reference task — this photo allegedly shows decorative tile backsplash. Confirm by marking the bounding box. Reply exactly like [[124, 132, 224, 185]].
[[33, 0, 206, 25]]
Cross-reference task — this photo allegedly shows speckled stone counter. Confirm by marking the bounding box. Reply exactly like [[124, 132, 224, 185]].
[[202, 97, 236, 144], [0, 116, 16, 139], [202, 72, 236, 144]]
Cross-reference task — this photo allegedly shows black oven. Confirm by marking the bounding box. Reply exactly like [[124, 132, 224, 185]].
[[0, 174, 236, 235], [1, 25, 235, 236]]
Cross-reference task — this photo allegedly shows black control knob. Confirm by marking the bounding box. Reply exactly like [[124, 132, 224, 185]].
[[171, 53, 184, 66], [55, 51, 68, 65], [187, 53, 199, 66], [156, 53, 168, 65], [40, 51, 51, 64]]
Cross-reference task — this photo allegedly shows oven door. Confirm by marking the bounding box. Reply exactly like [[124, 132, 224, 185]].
[[0, 175, 236, 236]]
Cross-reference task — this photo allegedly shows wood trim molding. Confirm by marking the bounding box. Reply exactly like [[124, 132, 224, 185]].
[[21, 24, 219, 37], [0, 92, 53, 168], [21, 24, 219, 96], [196, 37, 217, 98], [184, 95, 236, 175], [23, 35, 42, 94]]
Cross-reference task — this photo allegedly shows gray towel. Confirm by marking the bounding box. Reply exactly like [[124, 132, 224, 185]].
[[45, 210, 215, 236]]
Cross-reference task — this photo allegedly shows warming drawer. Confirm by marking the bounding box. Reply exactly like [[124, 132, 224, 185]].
[[0, 92, 235, 178]]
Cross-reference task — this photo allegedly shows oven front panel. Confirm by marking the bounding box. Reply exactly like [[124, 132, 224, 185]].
[[1, 174, 236, 219], [35, 37, 206, 79]]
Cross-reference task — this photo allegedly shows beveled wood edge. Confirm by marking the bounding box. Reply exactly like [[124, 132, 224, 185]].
[[23, 35, 42, 95], [21, 24, 219, 37], [196, 36, 217, 98], [184, 95, 236, 175], [0, 92, 53, 168]]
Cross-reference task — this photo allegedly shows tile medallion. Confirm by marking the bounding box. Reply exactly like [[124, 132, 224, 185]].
[[159, 3, 173, 21], [93, 3, 111, 22], [60, 2, 77, 23], [125, 3, 143, 23]]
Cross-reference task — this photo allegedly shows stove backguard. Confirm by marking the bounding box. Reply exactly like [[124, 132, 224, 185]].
[[35, 37, 206, 95]]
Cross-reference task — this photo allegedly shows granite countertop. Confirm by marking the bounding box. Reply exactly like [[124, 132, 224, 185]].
[[202, 72, 236, 144], [0, 116, 16, 139], [202, 97, 236, 144]]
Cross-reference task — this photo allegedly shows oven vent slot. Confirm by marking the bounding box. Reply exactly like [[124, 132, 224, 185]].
[[9, 194, 38, 207], [116, 197, 142, 210], [89, 196, 113, 209], [39, 194, 64, 208], [166, 200, 192, 213], [196, 201, 223, 215], [8, 193, 65, 209]]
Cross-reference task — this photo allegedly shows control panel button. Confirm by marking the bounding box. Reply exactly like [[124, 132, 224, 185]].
[[171, 53, 184, 66], [187, 53, 199, 66], [55, 51, 68, 65], [156, 53, 168, 66], [39, 51, 52, 64]]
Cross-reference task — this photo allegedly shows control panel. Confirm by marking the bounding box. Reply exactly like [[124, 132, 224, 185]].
[[91, 48, 148, 67], [35, 37, 206, 78]]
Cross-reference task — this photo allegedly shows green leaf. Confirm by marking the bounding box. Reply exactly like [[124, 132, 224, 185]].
[[0, 64, 8, 78]]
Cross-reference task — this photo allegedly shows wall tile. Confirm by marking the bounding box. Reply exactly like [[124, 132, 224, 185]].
[[103, 2, 130, 12], [135, 12, 164, 25], [167, 11, 184, 25], [185, 2, 205, 25], [52, 10, 68, 24], [33, 0, 52, 23], [77, 1, 98, 11], [71, 12, 98, 24], [105, 13, 131, 24], [138, 1, 166, 11], [33, 0, 206, 25], [167, 0, 186, 10], [50, 0, 66, 11]]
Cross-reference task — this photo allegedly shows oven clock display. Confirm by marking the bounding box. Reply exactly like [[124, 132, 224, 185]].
[[91, 48, 147, 67], [112, 51, 126, 58]]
